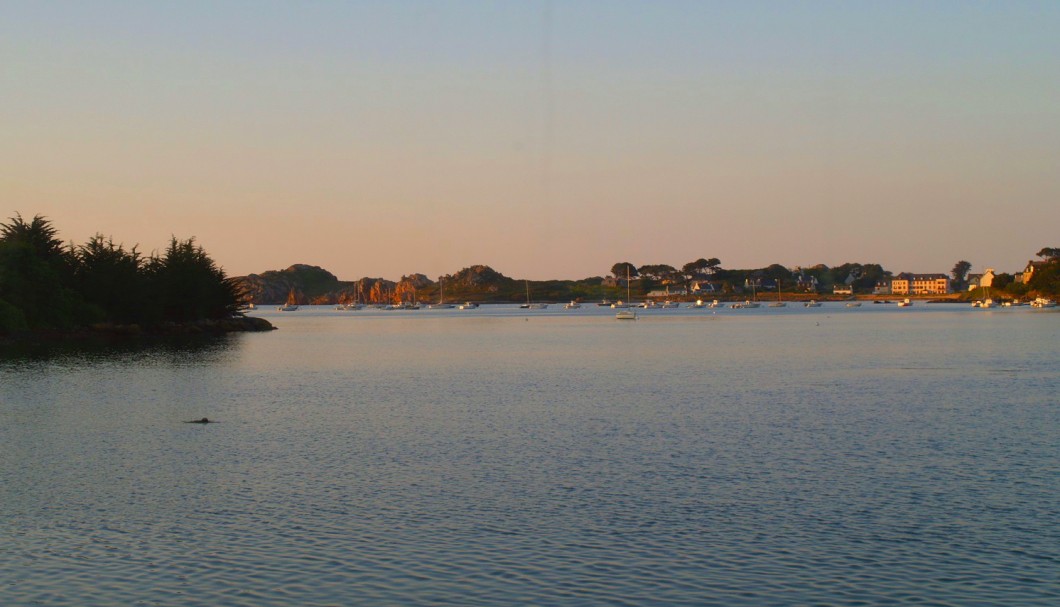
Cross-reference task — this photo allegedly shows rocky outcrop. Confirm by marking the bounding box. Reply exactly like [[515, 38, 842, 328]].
[[235, 264, 345, 304]]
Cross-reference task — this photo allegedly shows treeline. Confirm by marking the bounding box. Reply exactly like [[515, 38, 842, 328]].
[[609, 259, 889, 293], [0, 214, 242, 333]]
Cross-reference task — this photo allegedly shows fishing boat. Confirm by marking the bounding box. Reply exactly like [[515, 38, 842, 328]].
[[564, 301, 582, 309], [897, 298, 913, 307], [459, 302, 479, 310]]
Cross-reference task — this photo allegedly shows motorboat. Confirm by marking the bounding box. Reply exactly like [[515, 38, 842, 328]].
[[897, 298, 913, 307], [845, 302, 862, 308], [804, 300, 821, 308], [564, 301, 582, 309], [688, 299, 706, 309], [1031, 297, 1057, 308], [459, 302, 479, 310]]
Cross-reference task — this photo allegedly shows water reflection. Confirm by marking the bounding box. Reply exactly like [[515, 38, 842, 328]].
[[0, 333, 241, 369]]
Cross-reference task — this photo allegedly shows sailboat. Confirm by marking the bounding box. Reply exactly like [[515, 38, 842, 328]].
[[768, 279, 786, 307], [732, 278, 761, 308], [278, 289, 299, 311], [429, 277, 455, 309], [616, 268, 638, 320], [521, 280, 548, 309]]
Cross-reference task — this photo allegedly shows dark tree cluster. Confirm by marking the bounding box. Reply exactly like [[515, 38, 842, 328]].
[[0, 214, 242, 333]]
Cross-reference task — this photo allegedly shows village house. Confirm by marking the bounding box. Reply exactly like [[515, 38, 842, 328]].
[[873, 278, 893, 295], [833, 284, 854, 295], [690, 280, 719, 294], [891, 273, 950, 295], [1016, 260, 1047, 284], [966, 268, 995, 291]]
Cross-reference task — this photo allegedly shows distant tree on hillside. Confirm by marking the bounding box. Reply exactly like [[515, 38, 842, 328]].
[[611, 262, 638, 279], [951, 260, 972, 288]]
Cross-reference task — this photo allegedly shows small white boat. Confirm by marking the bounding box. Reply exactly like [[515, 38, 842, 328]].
[[707, 299, 722, 308], [611, 301, 631, 309], [845, 302, 862, 308], [689, 299, 706, 309], [804, 300, 821, 308], [660, 301, 680, 308], [731, 301, 760, 309], [459, 302, 479, 310], [768, 302, 786, 308], [616, 268, 638, 320], [564, 301, 582, 309], [897, 298, 913, 307], [1031, 297, 1057, 308], [277, 304, 299, 311]]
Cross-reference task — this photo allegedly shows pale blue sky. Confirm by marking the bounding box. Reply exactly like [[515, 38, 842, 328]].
[[2, 1, 1058, 280]]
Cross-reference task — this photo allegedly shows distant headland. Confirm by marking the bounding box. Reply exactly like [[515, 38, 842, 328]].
[[233, 251, 1060, 307]]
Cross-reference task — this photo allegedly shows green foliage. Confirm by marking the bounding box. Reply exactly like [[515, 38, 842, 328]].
[[72, 235, 146, 324], [0, 215, 81, 329], [1036, 247, 1059, 261], [146, 237, 242, 323], [0, 297, 29, 333], [951, 260, 972, 286], [610, 262, 638, 279], [1028, 257, 1060, 296], [0, 214, 241, 331]]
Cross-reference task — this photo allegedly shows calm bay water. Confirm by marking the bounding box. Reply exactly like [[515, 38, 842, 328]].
[[2, 304, 1058, 606]]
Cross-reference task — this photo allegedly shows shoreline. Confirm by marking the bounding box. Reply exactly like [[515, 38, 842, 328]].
[[0, 316, 275, 347]]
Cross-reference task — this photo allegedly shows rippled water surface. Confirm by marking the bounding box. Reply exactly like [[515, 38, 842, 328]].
[[2, 304, 1058, 605]]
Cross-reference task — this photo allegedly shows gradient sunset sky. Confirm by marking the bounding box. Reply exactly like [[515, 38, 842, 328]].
[[3, 1, 1058, 281]]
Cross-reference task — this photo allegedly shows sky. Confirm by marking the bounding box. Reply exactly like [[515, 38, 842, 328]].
[[2, 1, 1058, 281]]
